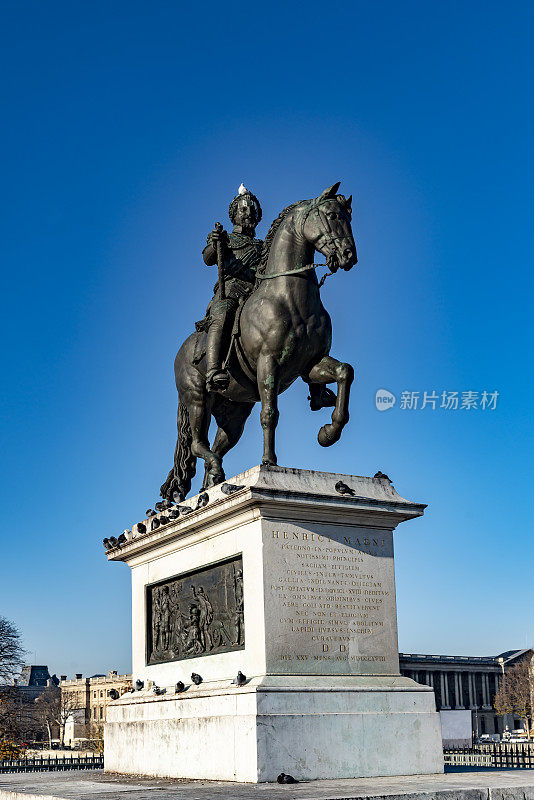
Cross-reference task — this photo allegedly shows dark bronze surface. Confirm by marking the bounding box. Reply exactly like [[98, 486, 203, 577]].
[[146, 556, 244, 665], [160, 183, 357, 502]]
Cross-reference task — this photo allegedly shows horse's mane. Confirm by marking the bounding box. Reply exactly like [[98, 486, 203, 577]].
[[256, 198, 310, 279]]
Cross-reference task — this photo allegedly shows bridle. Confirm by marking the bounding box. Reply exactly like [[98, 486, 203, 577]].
[[256, 199, 350, 287]]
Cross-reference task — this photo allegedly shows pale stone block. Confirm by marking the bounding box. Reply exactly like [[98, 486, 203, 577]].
[[104, 465, 443, 782]]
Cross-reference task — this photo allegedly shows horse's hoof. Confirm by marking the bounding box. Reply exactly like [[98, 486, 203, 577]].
[[318, 424, 341, 447], [204, 471, 225, 488]]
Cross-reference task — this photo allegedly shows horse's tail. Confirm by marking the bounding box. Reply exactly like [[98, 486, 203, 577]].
[[160, 401, 197, 502]]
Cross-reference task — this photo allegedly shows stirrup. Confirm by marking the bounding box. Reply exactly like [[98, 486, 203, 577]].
[[206, 369, 230, 391], [308, 386, 336, 411]]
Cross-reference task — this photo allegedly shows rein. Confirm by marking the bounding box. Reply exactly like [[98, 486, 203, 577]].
[[255, 262, 335, 288]]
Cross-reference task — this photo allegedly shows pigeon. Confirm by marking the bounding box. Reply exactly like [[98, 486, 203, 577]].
[[220, 483, 245, 496], [195, 492, 209, 509], [108, 536, 118, 547], [158, 515, 169, 525], [102, 538, 111, 549], [117, 532, 127, 545], [145, 509, 156, 517], [374, 470, 391, 482], [238, 183, 247, 195], [108, 689, 120, 700], [153, 686, 166, 695], [150, 517, 160, 531], [168, 509, 180, 520], [277, 773, 298, 784], [234, 671, 247, 686], [136, 522, 146, 534], [175, 681, 185, 693], [134, 679, 144, 691], [191, 673, 203, 686], [179, 506, 193, 515], [334, 480, 355, 496]]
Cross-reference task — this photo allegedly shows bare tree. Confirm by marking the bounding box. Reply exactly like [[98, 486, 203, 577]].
[[494, 656, 534, 739], [0, 687, 40, 754], [85, 722, 104, 754], [0, 617, 24, 683], [34, 687, 81, 747], [33, 689, 58, 748], [0, 688, 23, 755]]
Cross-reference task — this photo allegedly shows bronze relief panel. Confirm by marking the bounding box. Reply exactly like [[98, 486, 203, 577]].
[[146, 555, 244, 665]]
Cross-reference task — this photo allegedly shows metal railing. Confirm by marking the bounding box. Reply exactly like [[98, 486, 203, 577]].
[[0, 755, 103, 773], [444, 743, 534, 769]]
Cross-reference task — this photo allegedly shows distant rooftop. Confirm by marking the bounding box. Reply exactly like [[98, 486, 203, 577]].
[[399, 649, 531, 665], [16, 665, 51, 687]]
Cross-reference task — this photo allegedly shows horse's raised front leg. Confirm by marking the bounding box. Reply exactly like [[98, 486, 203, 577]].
[[257, 355, 280, 466], [305, 356, 354, 446]]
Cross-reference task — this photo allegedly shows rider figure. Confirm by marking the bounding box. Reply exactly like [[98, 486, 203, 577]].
[[203, 184, 263, 391]]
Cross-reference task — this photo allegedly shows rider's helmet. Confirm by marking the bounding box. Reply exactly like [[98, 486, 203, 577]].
[[228, 184, 262, 227]]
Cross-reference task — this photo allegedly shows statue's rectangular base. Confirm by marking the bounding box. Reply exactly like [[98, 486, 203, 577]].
[[104, 465, 443, 782], [105, 675, 442, 781]]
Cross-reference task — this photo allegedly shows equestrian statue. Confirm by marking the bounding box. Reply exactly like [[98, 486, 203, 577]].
[[160, 181, 357, 502]]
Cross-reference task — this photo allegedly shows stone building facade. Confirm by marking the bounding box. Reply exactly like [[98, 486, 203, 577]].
[[60, 671, 131, 745], [399, 649, 533, 738]]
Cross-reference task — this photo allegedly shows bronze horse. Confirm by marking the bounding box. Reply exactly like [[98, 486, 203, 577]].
[[161, 182, 357, 501]]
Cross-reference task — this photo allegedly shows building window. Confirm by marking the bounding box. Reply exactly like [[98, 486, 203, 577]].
[[476, 674, 484, 707], [434, 675, 442, 708], [461, 673, 469, 707], [100, 706, 103, 719], [447, 672, 455, 707], [100, 691, 103, 698]]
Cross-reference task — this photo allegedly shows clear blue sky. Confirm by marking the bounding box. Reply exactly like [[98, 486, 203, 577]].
[[1, 1, 532, 678]]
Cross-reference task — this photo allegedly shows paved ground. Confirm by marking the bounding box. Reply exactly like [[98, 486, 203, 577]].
[[1, 769, 534, 800]]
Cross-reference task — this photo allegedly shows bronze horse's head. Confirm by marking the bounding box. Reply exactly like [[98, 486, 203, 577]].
[[302, 182, 357, 272]]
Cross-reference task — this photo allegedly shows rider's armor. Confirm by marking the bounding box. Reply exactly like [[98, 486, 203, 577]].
[[203, 195, 263, 390]]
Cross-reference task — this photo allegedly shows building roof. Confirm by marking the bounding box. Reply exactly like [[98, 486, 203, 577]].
[[495, 649, 532, 663], [399, 649, 531, 666], [16, 665, 51, 686]]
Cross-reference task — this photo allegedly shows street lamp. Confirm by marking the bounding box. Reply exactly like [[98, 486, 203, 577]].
[[497, 657, 506, 738]]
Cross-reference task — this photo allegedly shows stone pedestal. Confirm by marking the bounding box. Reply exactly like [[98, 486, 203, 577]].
[[104, 465, 443, 782]]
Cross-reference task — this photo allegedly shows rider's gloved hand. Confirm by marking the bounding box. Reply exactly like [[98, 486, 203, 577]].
[[210, 226, 227, 244]]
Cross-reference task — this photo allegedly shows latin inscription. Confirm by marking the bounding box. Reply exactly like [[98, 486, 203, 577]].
[[266, 526, 397, 673]]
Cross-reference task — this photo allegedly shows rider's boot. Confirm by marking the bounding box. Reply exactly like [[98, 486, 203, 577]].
[[308, 384, 336, 410], [205, 315, 230, 391]]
